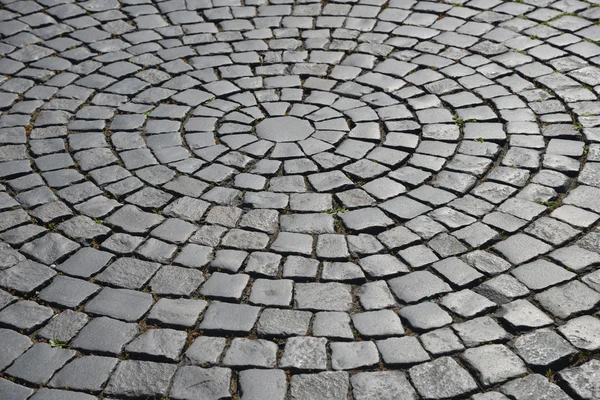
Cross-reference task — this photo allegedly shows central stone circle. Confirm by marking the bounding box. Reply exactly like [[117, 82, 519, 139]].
[[255, 116, 315, 142]]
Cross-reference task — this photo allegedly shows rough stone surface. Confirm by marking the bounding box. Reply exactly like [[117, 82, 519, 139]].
[[1, 1, 599, 396], [409, 357, 478, 399]]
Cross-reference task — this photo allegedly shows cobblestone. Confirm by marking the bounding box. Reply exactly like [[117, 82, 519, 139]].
[[0, 0, 599, 397]]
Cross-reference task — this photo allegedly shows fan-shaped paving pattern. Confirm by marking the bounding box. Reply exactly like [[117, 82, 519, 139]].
[[0, 0, 600, 399]]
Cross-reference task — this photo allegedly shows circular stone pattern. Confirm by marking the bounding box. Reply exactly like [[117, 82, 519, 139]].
[[256, 116, 315, 142], [0, 0, 600, 399]]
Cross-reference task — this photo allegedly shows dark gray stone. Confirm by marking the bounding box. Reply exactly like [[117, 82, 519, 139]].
[[5, 343, 75, 385], [48, 355, 118, 392], [104, 360, 177, 399], [0, 328, 32, 371]]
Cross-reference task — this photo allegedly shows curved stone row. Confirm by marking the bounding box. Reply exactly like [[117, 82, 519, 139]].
[[0, 0, 600, 399]]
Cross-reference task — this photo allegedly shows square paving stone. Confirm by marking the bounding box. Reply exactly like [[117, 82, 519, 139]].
[[339, 207, 394, 233], [452, 316, 509, 347], [388, 271, 452, 304], [398, 245, 439, 269], [125, 328, 188, 362], [500, 373, 572, 400], [163, 196, 210, 222], [204, 206, 243, 228], [221, 229, 270, 251], [105, 205, 164, 234], [210, 249, 248, 272], [170, 366, 231, 400], [380, 196, 432, 221], [257, 308, 312, 338], [462, 250, 512, 276], [0, 242, 25, 270], [200, 272, 249, 301], [280, 336, 328, 371], [29, 388, 97, 400], [245, 252, 282, 277], [556, 360, 600, 400], [558, 315, 600, 351], [199, 301, 260, 334], [312, 312, 354, 340], [270, 232, 313, 255], [223, 338, 278, 368], [583, 269, 600, 293], [55, 247, 114, 278], [150, 218, 197, 244], [135, 238, 178, 263], [534, 280, 600, 319], [0, 259, 56, 295], [377, 226, 420, 251], [316, 234, 350, 259], [408, 357, 478, 400], [399, 302, 453, 331], [331, 341, 380, 370], [37, 275, 99, 308], [48, 355, 118, 392], [524, 217, 580, 246], [420, 328, 465, 356], [100, 233, 145, 255], [147, 298, 207, 329], [321, 261, 365, 283], [462, 344, 528, 387], [440, 289, 496, 318], [148, 265, 205, 296], [492, 234, 553, 265], [0, 328, 32, 371], [511, 260, 575, 291], [0, 300, 53, 332], [184, 336, 227, 366], [513, 328, 577, 370], [357, 281, 397, 311], [496, 299, 553, 330], [95, 257, 161, 290], [84, 287, 153, 322], [376, 336, 431, 367], [0, 289, 15, 311], [294, 282, 353, 311], [432, 256, 484, 287], [5, 343, 76, 385], [352, 309, 405, 337], [0, 377, 33, 400], [476, 274, 531, 305], [249, 279, 294, 306], [283, 256, 319, 279], [104, 360, 177, 399], [20, 232, 80, 265], [239, 369, 287, 400], [548, 246, 600, 272], [71, 316, 138, 355], [290, 371, 349, 400], [239, 210, 280, 234], [351, 371, 418, 400], [36, 310, 89, 343]]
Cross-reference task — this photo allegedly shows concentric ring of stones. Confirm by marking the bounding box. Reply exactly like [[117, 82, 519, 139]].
[[1, 0, 600, 399]]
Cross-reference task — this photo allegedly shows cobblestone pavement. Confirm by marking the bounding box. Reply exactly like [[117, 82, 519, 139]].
[[2, 0, 600, 398]]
